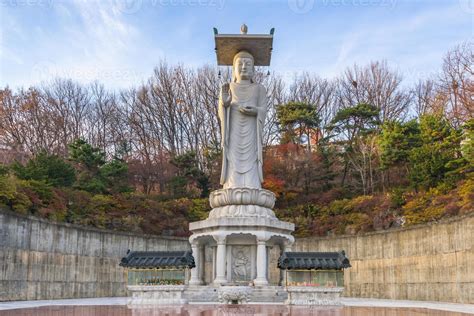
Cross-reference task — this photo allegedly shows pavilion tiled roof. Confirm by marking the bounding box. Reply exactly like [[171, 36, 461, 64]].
[[278, 251, 351, 270], [119, 250, 195, 269]]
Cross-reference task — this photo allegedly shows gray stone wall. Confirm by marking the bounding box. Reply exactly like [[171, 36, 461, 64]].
[[292, 213, 474, 304], [0, 210, 189, 301], [1, 209, 472, 303]]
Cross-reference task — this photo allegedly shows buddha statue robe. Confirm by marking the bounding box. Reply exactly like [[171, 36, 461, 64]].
[[219, 81, 268, 189]]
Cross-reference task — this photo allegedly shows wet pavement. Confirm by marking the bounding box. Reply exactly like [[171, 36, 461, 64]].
[[0, 305, 472, 316]]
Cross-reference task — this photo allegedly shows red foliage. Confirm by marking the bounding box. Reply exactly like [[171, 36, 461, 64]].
[[263, 175, 285, 197]]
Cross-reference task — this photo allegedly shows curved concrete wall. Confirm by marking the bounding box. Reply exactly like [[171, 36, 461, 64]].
[[0, 210, 189, 301], [1, 209, 472, 303], [293, 213, 473, 304]]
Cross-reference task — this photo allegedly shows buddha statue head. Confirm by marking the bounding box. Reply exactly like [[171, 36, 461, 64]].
[[232, 50, 255, 83]]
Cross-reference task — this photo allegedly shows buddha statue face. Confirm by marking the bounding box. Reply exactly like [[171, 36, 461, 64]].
[[233, 51, 254, 82]]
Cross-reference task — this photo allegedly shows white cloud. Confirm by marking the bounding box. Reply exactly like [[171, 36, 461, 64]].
[[321, 3, 469, 82], [334, 32, 361, 69], [27, 0, 155, 89], [69, 0, 139, 61]]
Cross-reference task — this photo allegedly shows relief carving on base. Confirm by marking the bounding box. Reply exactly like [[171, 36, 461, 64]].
[[218, 286, 253, 304], [231, 246, 251, 282]]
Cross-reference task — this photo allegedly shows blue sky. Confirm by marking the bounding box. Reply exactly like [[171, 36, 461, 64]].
[[1, 0, 472, 90]]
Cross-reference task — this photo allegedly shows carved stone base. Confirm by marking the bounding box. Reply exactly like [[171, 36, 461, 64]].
[[285, 287, 344, 306], [208, 188, 276, 219], [209, 204, 276, 219], [218, 286, 253, 304], [210, 188, 275, 208]]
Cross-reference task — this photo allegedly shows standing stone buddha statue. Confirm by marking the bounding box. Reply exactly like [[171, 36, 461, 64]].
[[218, 50, 268, 189], [188, 25, 294, 290], [207, 25, 277, 219]]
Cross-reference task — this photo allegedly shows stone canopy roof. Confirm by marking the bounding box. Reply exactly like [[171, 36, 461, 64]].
[[278, 251, 351, 270], [213, 26, 274, 66], [119, 250, 195, 269]]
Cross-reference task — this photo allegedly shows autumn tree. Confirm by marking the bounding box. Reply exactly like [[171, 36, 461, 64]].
[[288, 74, 336, 138], [438, 42, 473, 127], [337, 61, 411, 123], [329, 103, 381, 193]]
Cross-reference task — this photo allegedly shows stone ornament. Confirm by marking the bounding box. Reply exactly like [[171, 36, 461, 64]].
[[218, 286, 253, 304]]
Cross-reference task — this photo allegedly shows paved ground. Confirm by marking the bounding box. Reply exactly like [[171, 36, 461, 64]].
[[342, 298, 474, 314], [0, 297, 127, 310], [0, 297, 472, 314]]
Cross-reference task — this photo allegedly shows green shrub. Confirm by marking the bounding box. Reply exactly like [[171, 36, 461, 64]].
[[187, 198, 210, 221], [0, 174, 16, 203], [458, 178, 474, 214], [20, 179, 53, 202], [11, 191, 32, 215], [121, 215, 144, 232], [390, 188, 406, 208], [12, 151, 75, 187], [322, 199, 350, 216]]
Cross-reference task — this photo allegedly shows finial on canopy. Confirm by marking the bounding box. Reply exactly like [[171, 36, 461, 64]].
[[240, 24, 248, 34]]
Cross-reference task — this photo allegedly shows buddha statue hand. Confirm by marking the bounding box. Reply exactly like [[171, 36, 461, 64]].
[[220, 83, 232, 108], [239, 105, 258, 116]]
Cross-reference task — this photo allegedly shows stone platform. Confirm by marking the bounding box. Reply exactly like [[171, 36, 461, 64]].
[[189, 188, 294, 287], [183, 285, 288, 304]]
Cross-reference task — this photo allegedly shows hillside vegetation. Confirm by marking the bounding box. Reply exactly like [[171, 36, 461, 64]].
[[0, 42, 472, 237]]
